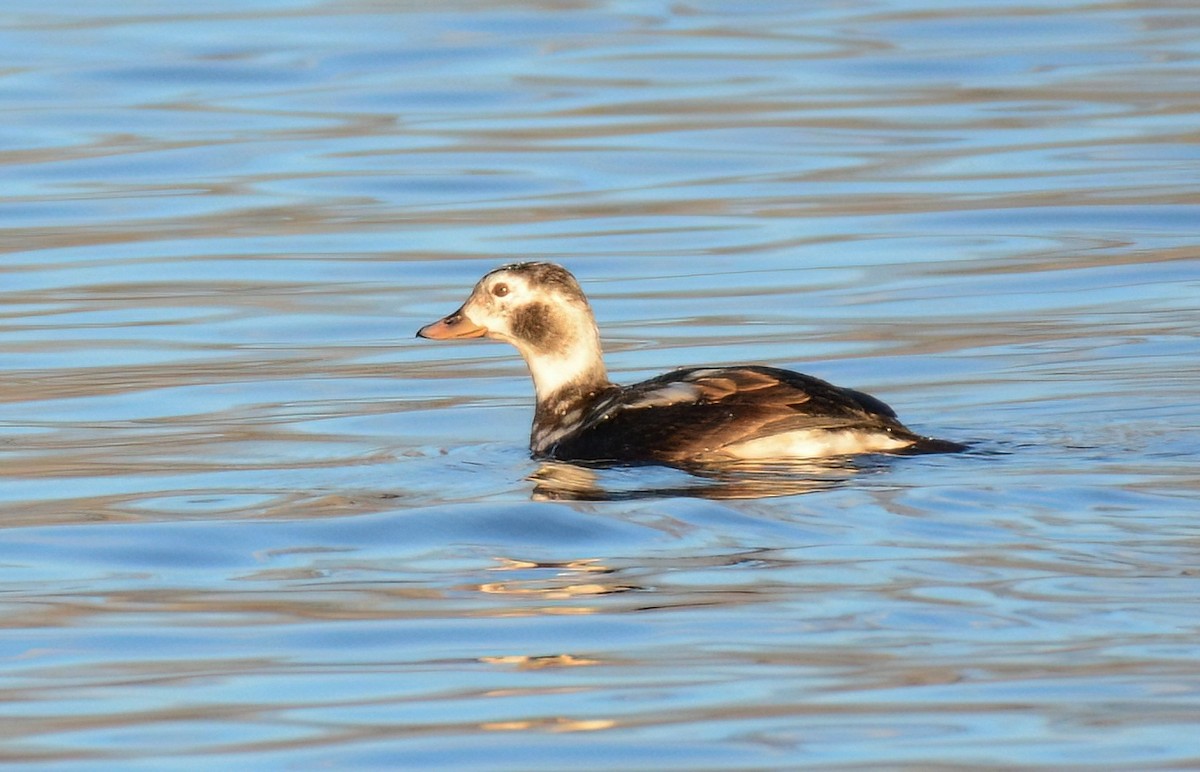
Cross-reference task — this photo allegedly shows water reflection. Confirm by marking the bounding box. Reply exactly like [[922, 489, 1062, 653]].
[[530, 457, 873, 501], [480, 717, 618, 733], [479, 654, 603, 670], [476, 556, 639, 604]]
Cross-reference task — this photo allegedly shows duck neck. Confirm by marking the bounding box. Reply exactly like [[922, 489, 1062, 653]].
[[508, 302, 615, 452], [524, 340, 612, 413], [527, 352, 615, 456], [513, 305, 609, 409]]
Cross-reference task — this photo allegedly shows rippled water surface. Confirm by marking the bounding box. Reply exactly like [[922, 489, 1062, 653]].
[[3, 0, 1200, 767]]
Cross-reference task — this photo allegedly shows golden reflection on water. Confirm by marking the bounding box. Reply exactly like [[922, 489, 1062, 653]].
[[479, 654, 602, 670], [472, 556, 637, 618], [481, 718, 617, 733]]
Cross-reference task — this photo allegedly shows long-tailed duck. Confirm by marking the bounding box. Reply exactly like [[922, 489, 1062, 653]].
[[417, 262, 963, 465]]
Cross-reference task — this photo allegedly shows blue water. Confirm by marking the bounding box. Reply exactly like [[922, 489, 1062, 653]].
[[2, 0, 1199, 767]]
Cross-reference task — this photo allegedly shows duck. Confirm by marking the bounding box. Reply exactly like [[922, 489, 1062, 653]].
[[417, 262, 964, 465]]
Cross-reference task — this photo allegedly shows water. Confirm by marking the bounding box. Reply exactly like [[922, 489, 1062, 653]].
[[2, 0, 1199, 767]]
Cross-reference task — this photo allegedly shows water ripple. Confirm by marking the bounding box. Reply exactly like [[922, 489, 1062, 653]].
[[1, 0, 1199, 766]]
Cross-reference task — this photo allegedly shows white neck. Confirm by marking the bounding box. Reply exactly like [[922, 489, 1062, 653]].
[[524, 344, 607, 404]]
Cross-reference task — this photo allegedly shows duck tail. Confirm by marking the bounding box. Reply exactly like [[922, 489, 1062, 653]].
[[904, 435, 968, 454]]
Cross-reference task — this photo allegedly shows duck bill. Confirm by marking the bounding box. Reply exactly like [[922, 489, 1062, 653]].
[[416, 308, 487, 340]]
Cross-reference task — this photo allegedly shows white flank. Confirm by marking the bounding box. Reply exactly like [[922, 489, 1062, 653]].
[[719, 430, 913, 460]]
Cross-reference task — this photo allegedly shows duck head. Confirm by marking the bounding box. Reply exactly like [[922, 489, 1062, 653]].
[[417, 263, 611, 402]]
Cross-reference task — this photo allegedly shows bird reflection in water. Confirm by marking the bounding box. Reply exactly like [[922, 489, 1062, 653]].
[[529, 456, 879, 501]]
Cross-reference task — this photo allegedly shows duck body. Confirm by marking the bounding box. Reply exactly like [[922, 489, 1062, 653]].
[[532, 365, 961, 464], [418, 262, 963, 465]]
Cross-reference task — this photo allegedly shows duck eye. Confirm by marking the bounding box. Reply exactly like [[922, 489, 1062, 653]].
[[492, 283, 509, 297]]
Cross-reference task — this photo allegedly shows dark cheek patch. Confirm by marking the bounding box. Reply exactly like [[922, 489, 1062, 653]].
[[511, 302, 564, 352]]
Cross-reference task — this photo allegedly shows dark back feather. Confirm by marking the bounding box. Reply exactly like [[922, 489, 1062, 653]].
[[545, 366, 915, 462]]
